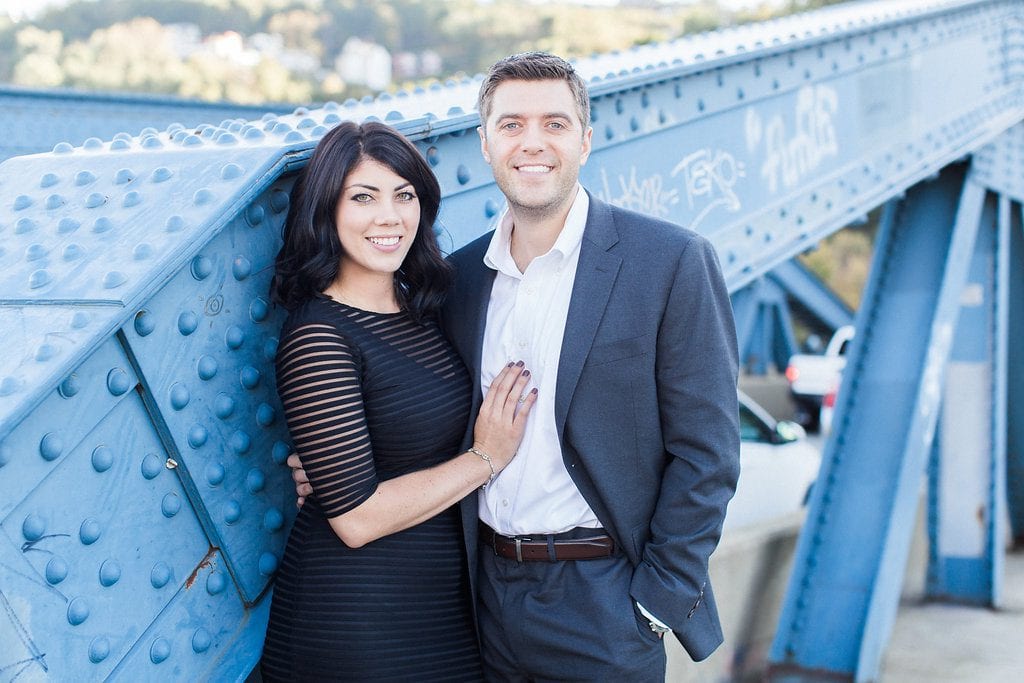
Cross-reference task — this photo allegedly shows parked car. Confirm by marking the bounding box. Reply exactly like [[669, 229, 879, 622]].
[[725, 391, 822, 531], [784, 325, 855, 431], [819, 382, 839, 436]]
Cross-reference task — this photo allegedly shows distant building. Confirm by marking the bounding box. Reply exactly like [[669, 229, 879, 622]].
[[336, 37, 392, 91]]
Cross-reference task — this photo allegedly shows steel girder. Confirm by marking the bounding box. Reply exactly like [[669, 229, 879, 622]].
[[732, 276, 799, 373], [768, 164, 988, 681]]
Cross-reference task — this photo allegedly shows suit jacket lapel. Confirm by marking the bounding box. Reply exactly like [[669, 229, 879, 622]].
[[555, 194, 621, 434], [462, 259, 495, 407]]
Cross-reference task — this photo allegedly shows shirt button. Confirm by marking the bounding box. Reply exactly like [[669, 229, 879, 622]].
[[502, 499, 509, 507], [518, 340, 527, 348]]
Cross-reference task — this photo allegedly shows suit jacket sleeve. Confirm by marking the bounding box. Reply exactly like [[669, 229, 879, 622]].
[[628, 233, 740, 659]]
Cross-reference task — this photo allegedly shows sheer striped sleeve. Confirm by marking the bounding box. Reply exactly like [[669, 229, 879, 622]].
[[275, 322, 378, 518]]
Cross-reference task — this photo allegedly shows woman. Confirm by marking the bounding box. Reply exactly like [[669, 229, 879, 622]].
[[261, 121, 536, 681]]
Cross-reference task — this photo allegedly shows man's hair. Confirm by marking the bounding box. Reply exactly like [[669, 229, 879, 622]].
[[476, 51, 591, 132]]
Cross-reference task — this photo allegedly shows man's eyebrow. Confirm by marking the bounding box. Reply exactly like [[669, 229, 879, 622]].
[[494, 111, 574, 121]]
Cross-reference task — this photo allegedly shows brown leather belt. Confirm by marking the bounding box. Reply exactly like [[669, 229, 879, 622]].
[[479, 523, 615, 562]]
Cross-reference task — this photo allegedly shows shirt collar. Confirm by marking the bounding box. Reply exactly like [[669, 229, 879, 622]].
[[483, 184, 588, 276]]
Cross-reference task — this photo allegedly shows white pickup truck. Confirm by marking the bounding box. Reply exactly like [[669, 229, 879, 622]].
[[784, 325, 855, 431]]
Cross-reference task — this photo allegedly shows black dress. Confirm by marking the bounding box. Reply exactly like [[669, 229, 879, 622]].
[[260, 296, 481, 681]]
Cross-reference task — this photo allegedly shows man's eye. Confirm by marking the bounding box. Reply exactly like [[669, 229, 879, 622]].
[[548, 121, 566, 130], [501, 122, 520, 131]]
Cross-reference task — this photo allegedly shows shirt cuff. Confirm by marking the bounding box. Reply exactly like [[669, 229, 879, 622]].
[[636, 601, 670, 630]]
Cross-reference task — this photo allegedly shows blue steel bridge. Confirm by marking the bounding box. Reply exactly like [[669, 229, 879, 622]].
[[1, 0, 1022, 680]]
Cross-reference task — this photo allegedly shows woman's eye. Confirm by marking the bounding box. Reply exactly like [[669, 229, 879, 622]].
[[397, 191, 416, 201], [351, 193, 372, 203]]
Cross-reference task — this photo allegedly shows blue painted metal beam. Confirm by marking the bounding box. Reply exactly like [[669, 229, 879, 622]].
[[1008, 203, 1024, 544], [768, 164, 986, 681], [768, 258, 854, 333], [0, 85, 294, 162], [926, 190, 1007, 606], [732, 276, 799, 373]]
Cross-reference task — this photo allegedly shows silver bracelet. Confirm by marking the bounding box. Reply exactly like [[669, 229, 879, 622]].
[[468, 447, 496, 487]]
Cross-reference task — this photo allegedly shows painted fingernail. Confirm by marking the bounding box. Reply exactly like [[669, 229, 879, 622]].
[[531, 388, 538, 394], [507, 362, 514, 368], [522, 370, 530, 377], [515, 360, 524, 367]]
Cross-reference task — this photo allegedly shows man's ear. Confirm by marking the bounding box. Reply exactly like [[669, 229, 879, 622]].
[[579, 126, 593, 166], [478, 126, 490, 164]]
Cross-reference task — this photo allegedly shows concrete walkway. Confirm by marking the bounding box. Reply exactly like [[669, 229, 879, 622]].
[[882, 549, 1024, 682]]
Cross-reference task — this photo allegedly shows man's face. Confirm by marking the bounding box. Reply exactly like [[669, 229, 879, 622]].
[[479, 79, 592, 220]]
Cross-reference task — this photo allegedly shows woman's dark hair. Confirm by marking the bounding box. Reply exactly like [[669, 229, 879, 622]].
[[271, 120, 450, 320]]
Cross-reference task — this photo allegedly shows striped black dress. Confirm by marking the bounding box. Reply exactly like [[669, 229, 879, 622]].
[[260, 295, 481, 682]]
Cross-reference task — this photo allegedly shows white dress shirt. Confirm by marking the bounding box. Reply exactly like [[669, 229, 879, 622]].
[[477, 185, 602, 536]]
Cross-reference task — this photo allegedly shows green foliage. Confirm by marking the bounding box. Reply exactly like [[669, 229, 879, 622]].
[[2, 0, 854, 105]]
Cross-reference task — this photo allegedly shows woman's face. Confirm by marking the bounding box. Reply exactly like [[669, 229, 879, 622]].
[[334, 157, 420, 282]]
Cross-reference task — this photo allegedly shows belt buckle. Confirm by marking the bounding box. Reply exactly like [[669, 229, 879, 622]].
[[514, 536, 532, 563]]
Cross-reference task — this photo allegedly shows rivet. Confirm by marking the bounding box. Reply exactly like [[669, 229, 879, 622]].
[[123, 191, 142, 208], [71, 311, 90, 329], [193, 189, 215, 206], [197, 355, 218, 380], [258, 552, 278, 576], [177, 311, 199, 335], [150, 638, 171, 664], [245, 204, 265, 227], [0, 376, 23, 396], [207, 570, 227, 595], [85, 192, 106, 209], [75, 170, 97, 186], [256, 403, 276, 427], [35, 343, 57, 362], [23, 514, 46, 541], [67, 597, 90, 626], [40, 432, 64, 461], [83, 136, 103, 149], [264, 508, 284, 532], [188, 424, 208, 448], [114, 168, 135, 184], [232, 256, 252, 280], [151, 562, 172, 588], [271, 441, 290, 465], [221, 163, 243, 180], [89, 637, 110, 663], [456, 164, 471, 185], [206, 462, 225, 486], [240, 366, 261, 390], [269, 189, 289, 213], [142, 136, 163, 149], [92, 217, 114, 233], [107, 367, 132, 395], [80, 518, 101, 544], [161, 493, 181, 518], [45, 557, 68, 584], [250, 298, 269, 322], [58, 373, 80, 398], [141, 453, 163, 480], [44, 194, 64, 210], [165, 215, 185, 232], [40, 172, 60, 187], [28, 269, 51, 289], [99, 559, 122, 587], [604, 125, 614, 141], [426, 147, 439, 166], [169, 383, 190, 410], [246, 468, 265, 492], [216, 132, 238, 145], [225, 325, 245, 349], [192, 628, 213, 653], [263, 338, 278, 361], [230, 431, 251, 455], [15, 217, 37, 233], [134, 310, 155, 336], [151, 167, 173, 183], [91, 446, 114, 473], [190, 255, 213, 280], [213, 393, 235, 419], [243, 127, 265, 140], [24, 243, 48, 261], [223, 500, 242, 524], [58, 217, 81, 234]]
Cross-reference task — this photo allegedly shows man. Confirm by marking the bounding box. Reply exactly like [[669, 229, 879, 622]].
[[292, 52, 739, 679]]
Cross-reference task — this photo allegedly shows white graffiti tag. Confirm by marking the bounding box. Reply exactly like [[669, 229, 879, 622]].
[[671, 148, 745, 231], [747, 85, 839, 194], [597, 167, 678, 218]]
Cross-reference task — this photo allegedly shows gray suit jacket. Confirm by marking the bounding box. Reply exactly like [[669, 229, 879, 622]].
[[441, 191, 740, 661]]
